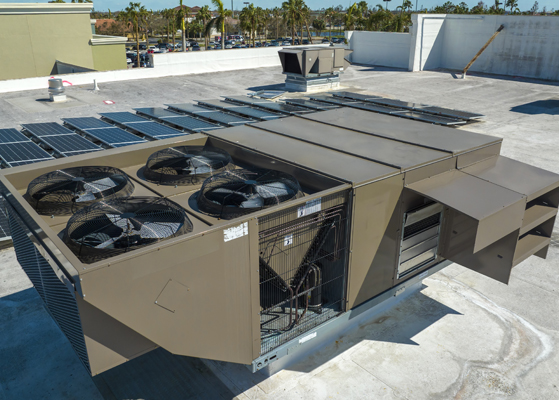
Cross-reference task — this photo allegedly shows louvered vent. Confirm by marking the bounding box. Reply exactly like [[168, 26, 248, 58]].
[[8, 213, 90, 373]]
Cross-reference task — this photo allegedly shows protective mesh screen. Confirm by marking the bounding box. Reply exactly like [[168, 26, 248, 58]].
[[197, 168, 303, 220], [143, 146, 234, 186], [258, 190, 350, 355], [63, 197, 193, 263], [26, 166, 134, 216]]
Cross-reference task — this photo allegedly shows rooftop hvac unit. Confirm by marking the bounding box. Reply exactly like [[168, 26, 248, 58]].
[[1, 107, 558, 376]]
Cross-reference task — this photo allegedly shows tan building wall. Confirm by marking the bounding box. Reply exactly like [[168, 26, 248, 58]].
[[0, 4, 128, 81], [92, 44, 127, 71]]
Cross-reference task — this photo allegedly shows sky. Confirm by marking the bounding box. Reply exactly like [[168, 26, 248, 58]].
[[17, 0, 557, 12]]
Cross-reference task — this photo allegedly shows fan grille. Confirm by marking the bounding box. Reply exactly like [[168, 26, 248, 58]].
[[26, 166, 135, 216], [63, 197, 193, 263], [143, 146, 234, 186], [197, 168, 304, 220]]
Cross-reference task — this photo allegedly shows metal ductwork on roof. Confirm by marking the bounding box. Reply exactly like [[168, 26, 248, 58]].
[[1, 104, 558, 377]]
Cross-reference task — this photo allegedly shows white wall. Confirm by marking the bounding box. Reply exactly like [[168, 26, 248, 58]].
[[346, 31, 411, 69], [410, 14, 559, 81], [0, 46, 327, 94]]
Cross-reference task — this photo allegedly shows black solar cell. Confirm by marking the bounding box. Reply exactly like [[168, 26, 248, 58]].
[[84, 127, 146, 146], [284, 99, 339, 110], [123, 121, 185, 138], [159, 116, 221, 131], [166, 104, 210, 114], [225, 106, 282, 120], [0, 128, 30, 143], [40, 134, 102, 155], [0, 142, 53, 165], [63, 117, 113, 130], [192, 111, 253, 125], [100, 112, 150, 124], [22, 122, 74, 137], [134, 108, 182, 118]]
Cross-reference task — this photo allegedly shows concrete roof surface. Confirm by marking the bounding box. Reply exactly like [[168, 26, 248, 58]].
[[0, 64, 558, 400]]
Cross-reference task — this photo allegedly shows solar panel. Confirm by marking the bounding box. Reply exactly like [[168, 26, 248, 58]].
[[367, 98, 426, 110], [308, 95, 357, 105], [100, 112, 150, 124], [393, 111, 466, 126], [284, 99, 340, 110], [63, 117, 113, 130], [418, 106, 485, 120], [134, 108, 182, 118], [0, 142, 53, 166], [0, 128, 30, 144], [40, 134, 102, 155], [83, 127, 146, 146], [223, 95, 272, 105], [190, 111, 254, 125], [223, 96, 311, 114], [196, 99, 241, 110], [331, 91, 382, 101], [350, 102, 408, 114], [166, 103, 211, 114], [22, 122, 74, 137], [160, 116, 221, 131], [123, 121, 187, 139]]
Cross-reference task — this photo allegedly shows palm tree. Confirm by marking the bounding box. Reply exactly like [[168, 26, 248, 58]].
[[324, 6, 335, 41], [505, 0, 518, 13], [301, 4, 313, 44], [282, 0, 302, 43], [261, 8, 272, 43], [162, 8, 173, 43], [344, 3, 359, 31], [312, 18, 325, 36], [239, 4, 257, 47], [123, 2, 148, 67], [205, 0, 232, 50], [196, 5, 212, 48], [177, 0, 189, 52], [271, 7, 282, 40]]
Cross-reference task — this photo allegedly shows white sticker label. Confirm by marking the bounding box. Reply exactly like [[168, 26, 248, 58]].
[[299, 332, 317, 344], [284, 234, 293, 246], [297, 198, 322, 218], [223, 222, 248, 242]]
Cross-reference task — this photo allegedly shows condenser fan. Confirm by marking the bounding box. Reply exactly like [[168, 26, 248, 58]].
[[143, 146, 234, 186], [197, 168, 304, 219], [63, 197, 193, 263], [26, 166, 134, 216]]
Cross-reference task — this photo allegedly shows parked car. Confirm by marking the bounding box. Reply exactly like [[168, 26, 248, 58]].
[[214, 44, 222, 50], [282, 41, 291, 46], [139, 44, 147, 50], [302, 39, 310, 45], [191, 45, 201, 51], [322, 38, 330, 43]]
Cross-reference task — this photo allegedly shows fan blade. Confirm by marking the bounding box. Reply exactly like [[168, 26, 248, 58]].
[[255, 181, 293, 199], [240, 196, 264, 209], [139, 222, 182, 238]]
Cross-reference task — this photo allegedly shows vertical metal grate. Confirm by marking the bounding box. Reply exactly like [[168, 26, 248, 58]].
[[258, 190, 350, 355], [8, 212, 91, 373]]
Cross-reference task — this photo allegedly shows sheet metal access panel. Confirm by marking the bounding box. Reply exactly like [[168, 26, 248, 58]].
[[100, 112, 151, 124], [251, 117, 450, 171], [207, 125, 399, 185], [331, 91, 382, 101], [134, 107, 222, 132], [222, 96, 313, 115], [22, 123, 102, 157], [0, 141, 54, 167], [0, 128, 31, 144], [123, 121, 187, 140], [283, 99, 340, 110], [196, 100, 283, 120], [166, 103, 256, 126], [81, 127, 147, 147], [301, 107, 500, 155]]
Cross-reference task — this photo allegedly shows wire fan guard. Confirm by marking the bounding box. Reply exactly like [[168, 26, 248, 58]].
[[143, 146, 234, 186], [197, 168, 304, 219], [63, 197, 193, 263], [26, 166, 135, 215]]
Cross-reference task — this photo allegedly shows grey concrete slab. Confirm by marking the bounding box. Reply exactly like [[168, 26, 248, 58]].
[[1, 66, 559, 400]]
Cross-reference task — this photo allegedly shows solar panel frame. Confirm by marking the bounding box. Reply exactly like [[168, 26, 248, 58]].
[[22, 122, 75, 137], [196, 99, 244, 110], [331, 91, 382, 101], [366, 98, 427, 110], [39, 134, 103, 155], [82, 127, 147, 147], [100, 112, 151, 124], [418, 106, 485, 120], [393, 111, 467, 126], [134, 107, 183, 119], [62, 117, 113, 130], [222, 95, 272, 105], [123, 121, 187, 139], [159, 116, 222, 131], [349, 102, 409, 114], [0, 128, 31, 144], [308, 95, 358, 105], [283, 99, 340, 110], [0, 141, 54, 166]]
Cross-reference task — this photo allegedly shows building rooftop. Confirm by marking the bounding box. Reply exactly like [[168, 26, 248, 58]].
[[0, 65, 558, 399]]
